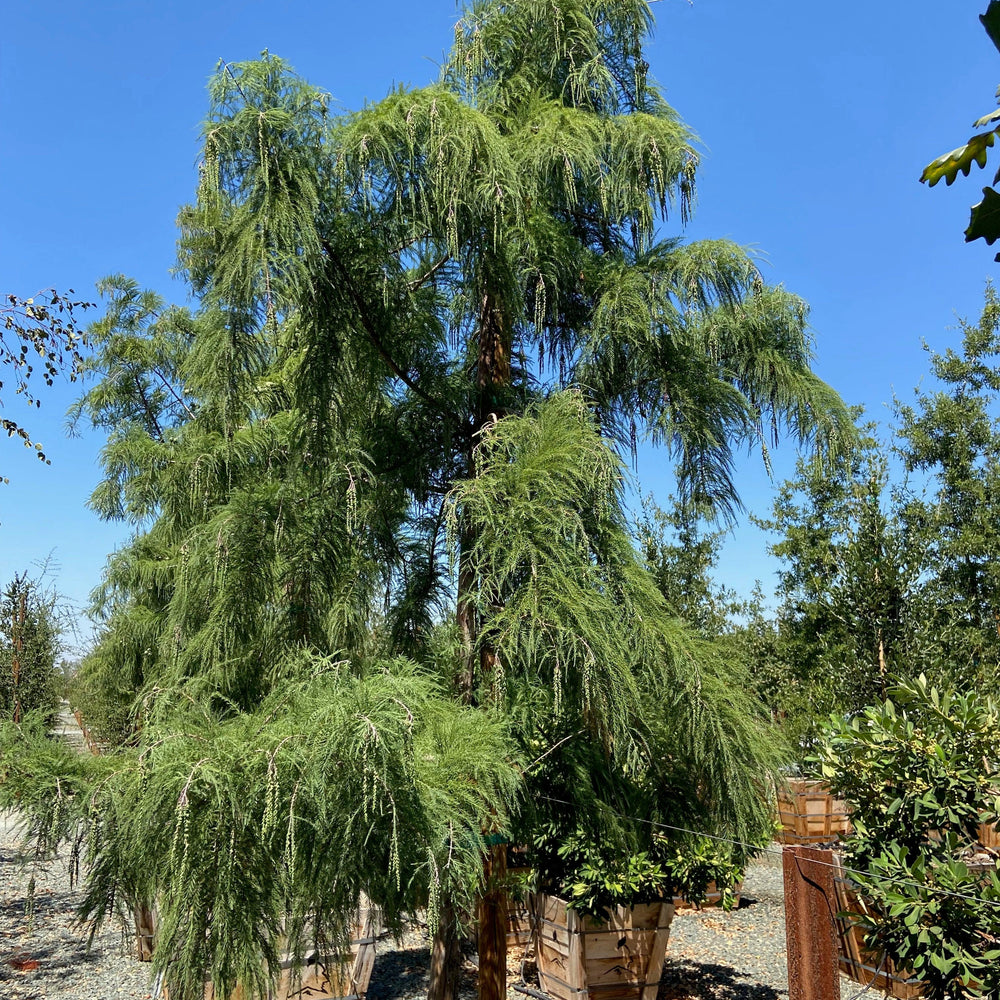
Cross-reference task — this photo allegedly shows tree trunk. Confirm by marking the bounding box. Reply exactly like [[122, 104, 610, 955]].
[[428, 902, 464, 1000], [472, 287, 511, 1000], [430, 282, 512, 1000], [478, 840, 508, 1000]]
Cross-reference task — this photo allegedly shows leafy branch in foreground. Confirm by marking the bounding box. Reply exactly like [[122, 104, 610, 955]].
[[921, 2, 1000, 254], [1, 289, 92, 479], [819, 677, 1000, 999]]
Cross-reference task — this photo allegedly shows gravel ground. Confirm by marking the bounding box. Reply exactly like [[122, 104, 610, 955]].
[[659, 853, 859, 1000], [1, 831, 867, 1000], [0, 710, 868, 999]]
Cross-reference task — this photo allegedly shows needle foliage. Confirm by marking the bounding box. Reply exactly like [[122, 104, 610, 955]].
[[20, 2, 853, 996]]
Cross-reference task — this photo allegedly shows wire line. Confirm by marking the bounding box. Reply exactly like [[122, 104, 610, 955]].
[[536, 795, 1000, 908]]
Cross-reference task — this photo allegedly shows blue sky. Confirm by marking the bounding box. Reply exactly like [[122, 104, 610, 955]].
[[3, 0, 999, 648]]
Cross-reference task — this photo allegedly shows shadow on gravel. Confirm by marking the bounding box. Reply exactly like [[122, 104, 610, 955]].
[[659, 959, 785, 1000], [367, 945, 431, 999]]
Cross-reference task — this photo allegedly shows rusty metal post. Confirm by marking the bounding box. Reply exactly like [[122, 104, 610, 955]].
[[783, 845, 839, 1000]]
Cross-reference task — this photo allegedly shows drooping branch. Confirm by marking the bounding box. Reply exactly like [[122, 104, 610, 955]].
[[321, 239, 458, 419], [408, 254, 451, 292]]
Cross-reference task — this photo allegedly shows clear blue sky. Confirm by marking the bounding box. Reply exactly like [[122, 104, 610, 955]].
[[2, 0, 998, 648]]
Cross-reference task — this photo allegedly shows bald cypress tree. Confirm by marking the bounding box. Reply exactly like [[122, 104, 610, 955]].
[[7, 5, 853, 1000]]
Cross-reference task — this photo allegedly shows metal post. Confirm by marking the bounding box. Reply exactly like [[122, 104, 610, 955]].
[[783, 845, 839, 1000]]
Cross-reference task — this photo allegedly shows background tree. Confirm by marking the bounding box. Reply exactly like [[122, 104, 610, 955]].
[[754, 420, 918, 749], [895, 283, 1000, 687], [639, 491, 737, 638], [0, 571, 61, 723], [1, 289, 91, 481]]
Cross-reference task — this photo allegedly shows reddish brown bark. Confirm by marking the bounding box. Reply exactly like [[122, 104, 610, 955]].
[[477, 841, 508, 1000]]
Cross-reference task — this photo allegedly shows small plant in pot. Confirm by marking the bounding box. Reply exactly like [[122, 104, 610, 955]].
[[516, 717, 778, 1000], [818, 676, 1000, 999]]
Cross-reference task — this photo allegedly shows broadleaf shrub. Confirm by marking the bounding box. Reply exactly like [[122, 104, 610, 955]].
[[818, 676, 1000, 999]]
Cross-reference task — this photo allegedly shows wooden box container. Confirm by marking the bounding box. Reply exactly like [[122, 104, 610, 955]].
[[168, 903, 379, 1000], [533, 894, 673, 1000], [777, 778, 851, 845], [832, 856, 923, 999]]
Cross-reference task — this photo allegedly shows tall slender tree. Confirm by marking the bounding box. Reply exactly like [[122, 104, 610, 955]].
[[895, 284, 1000, 684], [47, 5, 854, 999]]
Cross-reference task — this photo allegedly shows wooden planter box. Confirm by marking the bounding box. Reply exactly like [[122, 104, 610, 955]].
[[506, 851, 534, 952], [167, 903, 379, 1000], [532, 894, 673, 1000], [978, 821, 1000, 851], [671, 879, 742, 911], [134, 902, 155, 962], [507, 893, 534, 951], [777, 778, 851, 845], [832, 856, 924, 999]]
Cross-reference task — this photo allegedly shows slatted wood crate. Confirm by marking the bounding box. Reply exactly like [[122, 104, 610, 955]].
[[134, 902, 155, 962], [777, 778, 851, 845], [671, 879, 742, 911], [170, 902, 380, 1000], [978, 821, 1000, 851], [506, 849, 534, 952], [532, 894, 673, 1000], [507, 894, 534, 951], [832, 856, 924, 999]]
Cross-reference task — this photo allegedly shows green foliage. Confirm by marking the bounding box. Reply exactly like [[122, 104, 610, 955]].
[[755, 286, 1000, 755], [895, 283, 1000, 686], [662, 838, 753, 912], [2, 662, 521, 1000], [560, 849, 669, 918], [752, 417, 919, 749], [639, 493, 737, 638], [450, 395, 781, 912], [921, 3, 1000, 256], [819, 677, 1000, 999], [0, 572, 61, 723], [53, 2, 850, 990]]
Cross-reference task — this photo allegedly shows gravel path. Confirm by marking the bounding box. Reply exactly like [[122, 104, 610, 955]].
[[0, 710, 869, 998], [1, 837, 869, 1000]]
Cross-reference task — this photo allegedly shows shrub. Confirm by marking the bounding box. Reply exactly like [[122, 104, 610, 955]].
[[818, 676, 1000, 998]]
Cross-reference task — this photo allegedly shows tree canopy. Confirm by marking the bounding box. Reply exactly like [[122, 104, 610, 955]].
[[4, 4, 854, 999]]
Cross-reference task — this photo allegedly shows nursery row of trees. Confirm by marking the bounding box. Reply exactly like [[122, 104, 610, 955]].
[[648, 284, 1000, 748]]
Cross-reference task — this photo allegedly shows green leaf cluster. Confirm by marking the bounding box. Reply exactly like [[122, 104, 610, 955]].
[[921, 3, 1000, 256], [819, 677, 1000, 999]]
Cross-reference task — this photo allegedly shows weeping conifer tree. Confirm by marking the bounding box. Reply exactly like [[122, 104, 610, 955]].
[[11, 4, 853, 1000]]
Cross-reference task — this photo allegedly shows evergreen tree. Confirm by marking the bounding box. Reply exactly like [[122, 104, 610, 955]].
[[755, 421, 917, 748], [0, 571, 61, 722], [895, 283, 1000, 686], [639, 492, 736, 638], [14, 5, 854, 999]]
